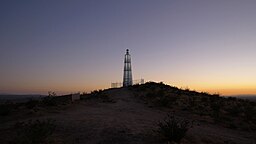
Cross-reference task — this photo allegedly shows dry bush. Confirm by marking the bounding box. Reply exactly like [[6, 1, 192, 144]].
[[12, 119, 56, 144], [156, 114, 192, 144]]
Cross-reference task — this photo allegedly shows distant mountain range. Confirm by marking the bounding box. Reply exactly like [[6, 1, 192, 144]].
[[227, 95, 256, 101], [0, 94, 46, 103]]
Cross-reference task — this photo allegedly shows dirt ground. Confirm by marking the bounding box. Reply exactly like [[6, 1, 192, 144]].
[[0, 88, 255, 144]]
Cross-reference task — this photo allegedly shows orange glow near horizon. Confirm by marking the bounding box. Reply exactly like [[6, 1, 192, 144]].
[[1, 81, 255, 96], [164, 80, 256, 96]]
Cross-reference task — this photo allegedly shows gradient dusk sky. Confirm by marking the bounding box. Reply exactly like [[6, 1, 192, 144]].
[[0, 0, 256, 95]]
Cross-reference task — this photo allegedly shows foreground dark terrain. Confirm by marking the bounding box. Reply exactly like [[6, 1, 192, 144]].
[[0, 82, 255, 144]]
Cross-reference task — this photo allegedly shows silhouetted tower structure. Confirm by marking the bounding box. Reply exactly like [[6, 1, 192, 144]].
[[123, 49, 133, 87]]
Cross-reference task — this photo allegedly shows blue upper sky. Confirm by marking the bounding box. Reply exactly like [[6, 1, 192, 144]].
[[0, 0, 256, 95]]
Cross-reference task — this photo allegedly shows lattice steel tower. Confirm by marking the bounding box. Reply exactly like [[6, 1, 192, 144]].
[[123, 49, 133, 87]]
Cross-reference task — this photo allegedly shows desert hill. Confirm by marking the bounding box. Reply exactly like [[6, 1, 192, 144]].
[[0, 82, 255, 144]]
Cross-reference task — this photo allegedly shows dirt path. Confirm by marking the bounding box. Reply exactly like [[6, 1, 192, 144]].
[[50, 88, 166, 143], [51, 89, 255, 144]]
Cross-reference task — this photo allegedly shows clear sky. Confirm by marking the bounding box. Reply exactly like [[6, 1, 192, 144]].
[[0, 0, 256, 95]]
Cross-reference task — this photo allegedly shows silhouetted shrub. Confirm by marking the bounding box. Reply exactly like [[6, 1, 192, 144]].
[[154, 95, 177, 108], [42, 91, 57, 106], [212, 93, 220, 97], [201, 91, 210, 95], [90, 89, 103, 96], [12, 119, 56, 144], [156, 114, 191, 144], [87, 90, 115, 103]]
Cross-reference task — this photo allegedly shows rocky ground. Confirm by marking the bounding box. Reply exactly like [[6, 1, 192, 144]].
[[0, 84, 255, 144]]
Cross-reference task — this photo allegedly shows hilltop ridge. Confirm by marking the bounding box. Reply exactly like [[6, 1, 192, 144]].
[[0, 82, 255, 144]]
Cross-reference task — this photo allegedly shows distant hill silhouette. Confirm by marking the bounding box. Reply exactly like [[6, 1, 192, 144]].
[[229, 95, 256, 101], [0, 94, 45, 103]]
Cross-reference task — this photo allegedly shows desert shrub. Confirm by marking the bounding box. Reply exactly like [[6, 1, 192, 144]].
[[201, 91, 210, 96], [91, 89, 103, 96], [88, 90, 115, 103], [12, 119, 56, 144], [89, 89, 106, 99], [154, 95, 177, 108], [42, 91, 57, 106], [156, 114, 191, 144], [212, 93, 220, 97]]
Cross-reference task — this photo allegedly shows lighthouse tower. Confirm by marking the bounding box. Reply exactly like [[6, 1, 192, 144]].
[[123, 49, 133, 87]]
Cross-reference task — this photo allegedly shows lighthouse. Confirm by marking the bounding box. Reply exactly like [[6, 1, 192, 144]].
[[123, 49, 133, 87]]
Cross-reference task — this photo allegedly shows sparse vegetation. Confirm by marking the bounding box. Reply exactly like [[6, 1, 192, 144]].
[[42, 91, 58, 106], [12, 119, 56, 144], [131, 82, 180, 108], [1, 82, 255, 143], [156, 114, 191, 144], [129, 82, 256, 131], [82, 89, 116, 103]]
